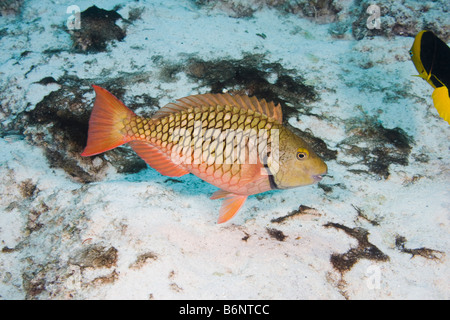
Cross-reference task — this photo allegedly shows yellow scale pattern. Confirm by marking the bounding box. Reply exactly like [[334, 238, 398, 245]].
[[121, 105, 278, 188]]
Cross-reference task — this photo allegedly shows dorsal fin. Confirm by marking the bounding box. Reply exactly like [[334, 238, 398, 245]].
[[153, 93, 282, 124]]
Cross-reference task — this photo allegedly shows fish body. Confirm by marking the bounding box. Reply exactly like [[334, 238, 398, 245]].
[[410, 30, 450, 124], [82, 85, 327, 223]]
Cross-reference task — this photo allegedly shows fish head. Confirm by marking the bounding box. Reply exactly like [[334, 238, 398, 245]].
[[410, 31, 428, 80], [268, 128, 327, 189], [410, 30, 443, 89]]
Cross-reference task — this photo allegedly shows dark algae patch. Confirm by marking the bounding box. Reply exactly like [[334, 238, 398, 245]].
[[324, 222, 389, 273], [352, 204, 381, 226], [184, 54, 318, 109], [130, 252, 158, 269], [266, 228, 287, 241], [22, 270, 46, 299], [19, 179, 38, 199], [338, 115, 413, 179], [68, 5, 126, 53], [323, 219, 389, 299], [25, 77, 93, 182], [271, 205, 321, 223], [146, 53, 320, 117], [69, 244, 118, 269], [395, 236, 444, 260]]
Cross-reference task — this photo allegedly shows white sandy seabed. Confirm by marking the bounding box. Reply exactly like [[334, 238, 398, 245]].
[[0, 0, 449, 299]]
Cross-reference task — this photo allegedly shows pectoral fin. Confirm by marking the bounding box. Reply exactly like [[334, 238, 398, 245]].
[[210, 189, 233, 200]]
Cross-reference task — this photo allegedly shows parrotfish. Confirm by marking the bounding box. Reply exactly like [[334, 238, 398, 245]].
[[81, 85, 327, 223], [410, 30, 450, 125]]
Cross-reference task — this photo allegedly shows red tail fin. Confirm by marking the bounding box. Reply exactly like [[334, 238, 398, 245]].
[[81, 85, 135, 156]]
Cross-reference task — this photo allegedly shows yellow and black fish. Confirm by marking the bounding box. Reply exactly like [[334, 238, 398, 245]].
[[410, 30, 450, 125]]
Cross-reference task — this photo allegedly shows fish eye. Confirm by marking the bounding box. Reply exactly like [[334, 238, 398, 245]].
[[409, 50, 413, 57], [296, 148, 309, 160]]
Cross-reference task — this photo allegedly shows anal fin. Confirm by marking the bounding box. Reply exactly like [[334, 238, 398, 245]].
[[129, 141, 189, 177], [214, 193, 248, 224]]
